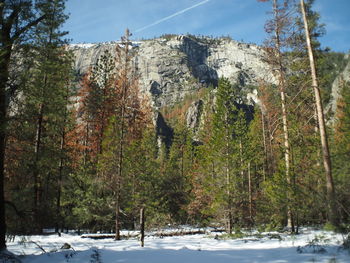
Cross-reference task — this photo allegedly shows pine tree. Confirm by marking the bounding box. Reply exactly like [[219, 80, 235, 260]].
[[186, 93, 216, 225], [78, 50, 116, 160], [160, 123, 193, 223], [299, 0, 339, 227], [206, 78, 250, 232], [123, 125, 161, 228], [257, 82, 281, 179], [333, 81, 350, 222], [0, 0, 47, 249], [97, 29, 149, 240], [258, 0, 340, 228], [64, 47, 117, 232], [246, 105, 267, 225], [4, 0, 73, 234], [262, 0, 296, 231], [30, 0, 72, 232]]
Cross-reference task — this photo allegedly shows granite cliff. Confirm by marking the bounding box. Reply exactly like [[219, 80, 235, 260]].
[[69, 35, 348, 144], [330, 54, 350, 114], [70, 35, 273, 109]]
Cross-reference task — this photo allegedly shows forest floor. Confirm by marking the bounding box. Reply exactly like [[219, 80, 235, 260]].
[[4, 227, 350, 263]]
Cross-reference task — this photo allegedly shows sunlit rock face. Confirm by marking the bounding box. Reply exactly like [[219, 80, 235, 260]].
[[330, 55, 350, 114], [69, 35, 275, 143], [70, 35, 273, 109]]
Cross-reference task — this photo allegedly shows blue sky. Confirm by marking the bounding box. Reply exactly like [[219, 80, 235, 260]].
[[63, 0, 350, 52]]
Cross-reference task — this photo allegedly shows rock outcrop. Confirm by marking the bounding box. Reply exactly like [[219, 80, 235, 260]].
[[69, 35, 273, 109], [186, 99, 204, 134], [69, 35, 275, 144], [154, 111, 173, 149], [330, 55, 350, 113]]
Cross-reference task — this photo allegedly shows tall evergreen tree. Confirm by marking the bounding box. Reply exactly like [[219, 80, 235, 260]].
[[5, 0, 73, 234], [246, 105, 267, 224], [123, 125, 161, 228], [160, 123, 193, 223], [0, 0, 47, 249], [78, 49, 116, 160], [299, 0, 339, 227], [207, 78, 250, 232], [263, 0, 296, 231], [186, 92, 216, 225], [333, 80, 350, 223], [97, 29, 149, 240], [64, 48, 117, 232]]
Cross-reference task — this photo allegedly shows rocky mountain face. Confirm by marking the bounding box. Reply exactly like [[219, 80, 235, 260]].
[[70, 35, 273, 109], [330, 54, 350, 113], [70, 35, 275, 143], [70, 36, 349, 144]]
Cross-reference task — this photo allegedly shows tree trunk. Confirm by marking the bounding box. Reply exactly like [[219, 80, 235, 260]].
[[281, 86, 294, 232], [115, 101, 124, 241], [83, 123, 89, 166], [56, 84, 70, 233], [0, 44, 12, 251], [0, 93, 6, 250], [55, 130, 65, 233], [267, 119, 275, 175], [272, 0, 294, 232], [0, 6, 46, 249], [227, 211, 232, 235], [239, 140, 244, 186], [32, 23, 54, 226], [261, 111, 267, 181], [300, 0, 338, 226], [115, 29, 131, 240], [115, 194, 121, 240], [226, 150, 232, 234], [140, 207, 145, 247], [33, 103, 44, 233], [225, 113, 232, 234], [248, 162, 253, 223]]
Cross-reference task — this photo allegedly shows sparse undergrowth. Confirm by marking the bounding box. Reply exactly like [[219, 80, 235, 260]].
[[214, 229, 283, 241], [90, 248, 102, 263], [297, 234, 332, 254], [0, 251, 21, 263], [341, 234, 350, 251]]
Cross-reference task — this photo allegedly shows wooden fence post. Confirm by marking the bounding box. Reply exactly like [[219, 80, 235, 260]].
[[140, 207, 145, 247]]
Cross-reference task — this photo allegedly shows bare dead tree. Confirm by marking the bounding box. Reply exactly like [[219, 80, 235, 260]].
[[300, 0, 338, 227]]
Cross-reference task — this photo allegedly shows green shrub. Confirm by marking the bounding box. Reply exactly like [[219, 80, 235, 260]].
[[323, 222, 338, 232]]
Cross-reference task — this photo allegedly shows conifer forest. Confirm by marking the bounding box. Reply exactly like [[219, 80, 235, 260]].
[[0, 0, 350, 261]]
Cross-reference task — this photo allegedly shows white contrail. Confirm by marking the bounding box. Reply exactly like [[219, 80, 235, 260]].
[[134, 0, 210, 33]]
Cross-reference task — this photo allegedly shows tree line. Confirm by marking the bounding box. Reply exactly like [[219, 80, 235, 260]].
[[1, 0, 350, 250]]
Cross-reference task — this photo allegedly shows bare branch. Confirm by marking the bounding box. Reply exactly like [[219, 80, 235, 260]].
[[12, 14, 46, 42]]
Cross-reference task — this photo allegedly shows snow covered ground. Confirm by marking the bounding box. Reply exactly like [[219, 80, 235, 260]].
[[6, 228, 350, 263]]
